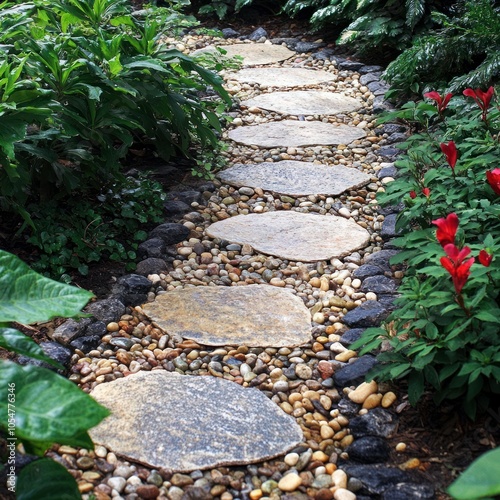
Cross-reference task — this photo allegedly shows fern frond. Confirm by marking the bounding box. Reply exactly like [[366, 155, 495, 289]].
[[449, 52, 500, 92], [406, 0, 425, 29]]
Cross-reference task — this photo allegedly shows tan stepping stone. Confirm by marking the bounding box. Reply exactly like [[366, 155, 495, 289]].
[[90, 371, 303, 471], [242, 91, 362, 115], [193, 43, 294, 66], [206, 211, 370, 262], [228, 67, 336, 87], [218, 160, 371, 196], [228, 120, 366, 148], [142, 285, 312, 347]]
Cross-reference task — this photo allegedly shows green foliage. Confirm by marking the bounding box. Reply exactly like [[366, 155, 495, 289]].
[[195, 0, 280, 19], [384, 0, 500, 96], [352, 89, 500, 418], [0, 249, 108, 498], [448, 447, 500, 499]]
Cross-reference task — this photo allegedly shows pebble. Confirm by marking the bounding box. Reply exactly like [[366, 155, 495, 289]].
[[348, 380, 378, 404], [334, 488, 357, 500], [278, 473, 302, 491]]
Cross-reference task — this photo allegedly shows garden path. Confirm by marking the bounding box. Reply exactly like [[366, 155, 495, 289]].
[[76, 41, 435, 499]]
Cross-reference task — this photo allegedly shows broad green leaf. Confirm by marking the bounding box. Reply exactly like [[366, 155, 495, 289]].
[[475, 310, 500, 323], [448, 447, 500, 499], [17, 458, 81, 500], [0, 361, 110, 451], [0, 250, 93, 324], [0, 328, 63, 369], [408, 370, 425, 406]]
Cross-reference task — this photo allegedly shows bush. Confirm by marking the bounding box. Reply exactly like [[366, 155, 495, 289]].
[[0, 249, 109, 498], [352, 87, 500, 419]]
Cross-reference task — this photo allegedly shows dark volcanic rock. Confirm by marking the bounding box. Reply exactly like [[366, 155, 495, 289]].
[[349, 408, 398, 438], [360, 73, 382, 85], [170, 190, 202, 205], [163, 200, 191, 217], [135, 258, 168, 276], [382, 483, 435, 499], [148, 223, 189, 245], [372, 96, 394, 114], [343, 301, 388, 328], [313, 48, 337, 61], [377, 165, 398, 179], [338, 60, 364, 71], [222, 28, 240, 38], [339, 328, 365, 346], [377, 146, 402, 160], [17, 341, 73, 371], [85, 321, 107, 338], [386, 132, 408, 144], [86, 298, 126, 324], [359, 65, 384, 74], [364, 250, 400, 271], [346, 436, 391, 463], [112, 274, 152, 306], [294, 41, 325, 53], [336, 398, 361, 418], [353, 264, 385, 279], [361, 276, 397, 294], [248, 27, 267, 40], [51, 318, 92, 344], [334, 355, 378, 386], [381, 213, 401, 239], [137, 238, 167, 259], [70, 335, 101, 352]]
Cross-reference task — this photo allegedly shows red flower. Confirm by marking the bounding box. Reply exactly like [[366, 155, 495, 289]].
[[440, 141, 458, 170], [463, 86, 495, 121], [422, 187, 431, 198], [424, 91, 453, 114], [478, 249, 493, 267], [486, 168, 500, 195], [440, 244, 475, 294], [432, 213, 459, 247], [410, 190, 417, 199]]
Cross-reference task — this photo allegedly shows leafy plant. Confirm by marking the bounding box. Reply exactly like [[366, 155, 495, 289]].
[[352, 87, 500, 418], [0, 249, 109, 498], [448, 447, 500, 499]]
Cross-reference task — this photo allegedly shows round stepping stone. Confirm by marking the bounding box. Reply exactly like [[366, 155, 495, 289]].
[[228, 67, 336, 87], [142, 285, 312, 347], [90, 371, 303, 471], [228, 120, 366, 148], [193, 44, 294, 66], [242, 91, 363, 115], [206, 211, 370, 262], [218, 160, 371, 196]]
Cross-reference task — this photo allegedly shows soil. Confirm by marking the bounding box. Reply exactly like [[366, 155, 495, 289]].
[[1, 6, 498, 499]]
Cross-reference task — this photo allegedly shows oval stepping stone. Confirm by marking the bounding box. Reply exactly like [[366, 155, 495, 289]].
[[228, 67, 336, 87], [242, 91, 362, 115], [206, 211, 370, 262], [193, 44, 294, 66], [218, 160, 371, 196], [228, 120, 366, 148], [90, 371, 303, 471], [142, 285, 312, 347]]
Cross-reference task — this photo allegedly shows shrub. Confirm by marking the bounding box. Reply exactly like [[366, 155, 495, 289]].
[[0, 249, 109, 498], [352, 87, 500, 419]]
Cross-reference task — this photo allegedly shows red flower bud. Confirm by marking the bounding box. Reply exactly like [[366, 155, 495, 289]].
[[440, 141, 458, 170], [478, 249, 493, 267], [432, 213, 459, 247], [424, 91, 453, 114], [440, 243, 474, 294], [486, 168, 500, 195], [422, 187, 430, 197], [410, 190, 417, 199]]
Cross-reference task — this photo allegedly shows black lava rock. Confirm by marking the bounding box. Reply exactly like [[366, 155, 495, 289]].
[[383, 123, 408, 135], [85, 321, 107, 338], [377, 146, 402, 160], [377, 165, 399, 179], [359, 65, 384, 74], [222, 28, 240, 38], [248, 27, 267, 40], [70, 334, 101, 352], [361, 276, 398, 294], [353, 264, 385, 279], [347, 436, 391, 463], [360, 72, 381, 85], [381, 213, 401, 239], [85, 298, 126, 324], [336, 398, 362, 418], [163, 200, 191, 217], [364, 249, 400, 271], [349, 408, 398, 438], [334, 355, 378, 386], [343, 301, 388, 328], [338, 60, 365, 71], [313, 48, 337, 60], [148, 223, 189, 245], [386, 132, 408, 144], [368, 81, 390, 94], [135, 258, 168, 276], [382, 483, 435, 499], [17, 341, 73, 371], [137, 238, 167, 260], [372, 96, 394, 114], [170, 190, 202, 205], [52, 318, 92, 345], [112, 274, 152, 306], [339, 328, 365, 346], [294, 41, 325, 53]]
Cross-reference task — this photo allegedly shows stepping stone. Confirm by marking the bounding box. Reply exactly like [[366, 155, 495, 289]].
[[218, 160, 371, 196], [242, 91, 362, 115], [193, 44, 294, 66], [228, 120, 366, 148], [142, 285, 311, 347], [90, 371, 303, 471], [206, 211, 370, 262], [228, 67, 336, 87]]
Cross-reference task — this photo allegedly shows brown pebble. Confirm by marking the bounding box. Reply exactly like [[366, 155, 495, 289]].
[[136, 484, 160, 499], [316, 488, 334, 500]]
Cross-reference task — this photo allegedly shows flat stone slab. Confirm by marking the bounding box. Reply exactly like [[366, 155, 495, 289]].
[[206, 211, 370, 262], [193, 44, 294, 66], [218, 160, 371, 196], [228, 120, 366, 148], [228, 67, 336, 87], [90, 371, 303, 471], [242, 91, 363, 115], [142, 285, 312, 347]]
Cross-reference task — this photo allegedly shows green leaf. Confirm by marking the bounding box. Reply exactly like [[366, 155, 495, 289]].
[[17, 458, 81, 500], [475, 310, 500, 323], [0, 361, 110, 452], [0, 250, 93, 324], [0, 328, 63, 369], [408, 370, 425, 406], [448, 447, 500, 499]]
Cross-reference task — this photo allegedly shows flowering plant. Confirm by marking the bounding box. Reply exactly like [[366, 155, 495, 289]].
[[353, 87, 500, 417]]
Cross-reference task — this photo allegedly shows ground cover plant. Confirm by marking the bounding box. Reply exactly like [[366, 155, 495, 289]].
[[0, 249, 108, 499], [352, 86, 500, 420], [0, 0, 231, 280]]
